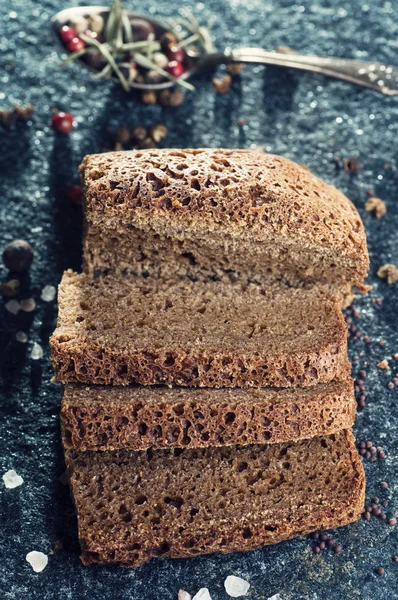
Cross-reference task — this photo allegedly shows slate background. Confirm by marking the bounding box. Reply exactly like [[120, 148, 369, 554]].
[[1, 0, 398, 598]]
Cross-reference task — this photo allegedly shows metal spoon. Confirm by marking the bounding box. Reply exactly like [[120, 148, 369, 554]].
[[51, 5, 398, 95]]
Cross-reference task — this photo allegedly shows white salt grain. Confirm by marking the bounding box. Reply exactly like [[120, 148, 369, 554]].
[[2, 469, 24, 489], [268, 595, 282, 600], [20, 298, 36, 312], [5, 300, 19, 315], [192, 589, 212, 600], [41, 285, 56, 302], [16, 331, 28, 343], [225, 575, 250, 597], [178, 590, 192, 600], [31, 342, 43, 360], [26, 551, 48, 573]]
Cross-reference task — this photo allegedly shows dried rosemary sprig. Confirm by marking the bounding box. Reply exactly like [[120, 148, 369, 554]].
[[61, 0, 213, 92], [168, 9, 215, 54]]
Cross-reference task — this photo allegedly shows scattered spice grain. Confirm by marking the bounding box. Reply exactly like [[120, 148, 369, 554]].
[[0, 279, 19, 297], [364, 197, 386, 218], [344, 157, 360, 173], [113, 127, 131, 144], [13, 103, 34, 121], [150, 124, 168, 142], [227, 63, 243, 75], [141, 91, 157, 104], [2, 240, 33, 273], [51, 111, 74, 134], [377, 264, 398, 284], [131, 127, 147, 142], [167, 88, 185, 106], [377, 360, 390, 370], [212, 74, 232, 93]]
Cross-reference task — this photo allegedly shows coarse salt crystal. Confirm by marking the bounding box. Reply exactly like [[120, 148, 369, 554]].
[[31, 342, 43, 360], [16, 331, 28, 343], [2, 469, 24, 489], [41, 285, 56, 302], [20, 298, 36, 312], [26, 551, 48, 573], [268, 595, 282, 600], [178, 590, 192, 600], [192, 589, 212, 600], [5, 299, 19, 315], [224, 575, 250, 597]]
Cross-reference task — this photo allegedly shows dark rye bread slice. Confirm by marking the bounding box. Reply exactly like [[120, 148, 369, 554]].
[[50, 271, 350, 388], [61, 379, 356, 451], [80, 149, 369, 296], [65, 430, 365, 567]]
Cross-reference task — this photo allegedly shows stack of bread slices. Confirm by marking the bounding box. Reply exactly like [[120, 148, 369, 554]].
[[50, 149, 368, 568]]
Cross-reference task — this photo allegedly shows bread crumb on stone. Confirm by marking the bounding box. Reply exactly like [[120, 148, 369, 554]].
[[377, 264, 398, 284], [0, 279, 19, 297], [364, 197, 386, 218], [377, 359, 390, 370]]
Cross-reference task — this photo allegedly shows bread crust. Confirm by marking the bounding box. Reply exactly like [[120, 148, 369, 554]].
[[80, 149, 369, 291]]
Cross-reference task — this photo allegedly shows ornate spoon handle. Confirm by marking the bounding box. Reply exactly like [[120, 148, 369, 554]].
[[200, 48, 398, 95]]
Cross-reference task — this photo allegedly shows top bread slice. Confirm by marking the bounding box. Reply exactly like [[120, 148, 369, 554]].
[[50, 271, 350, 388], [80, 149, 369, 297]]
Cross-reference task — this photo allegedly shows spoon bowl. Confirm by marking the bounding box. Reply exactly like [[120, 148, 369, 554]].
[[51, 5, 198, 90]]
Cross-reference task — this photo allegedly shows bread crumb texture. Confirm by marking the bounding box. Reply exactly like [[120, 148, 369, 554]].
[[61, 380, 356, 451], [50, 271, 350, 388], [65, 430, 365, 567]]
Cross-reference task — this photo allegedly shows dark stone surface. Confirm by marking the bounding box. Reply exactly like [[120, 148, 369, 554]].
[[1, 0, 398, 598]]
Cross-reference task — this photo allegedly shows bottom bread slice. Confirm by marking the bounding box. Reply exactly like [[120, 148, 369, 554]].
[[65, 429, 365, 567]]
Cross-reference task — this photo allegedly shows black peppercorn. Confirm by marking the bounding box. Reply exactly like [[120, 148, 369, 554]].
[[131, 127, 147, 142], [2, 240, 34, 273], [344, 157, 361, 174], [160, 31, 178, 50], [138, 137, 157, 149], [85, 48, 106, 70], [113, 127, 131, 145]]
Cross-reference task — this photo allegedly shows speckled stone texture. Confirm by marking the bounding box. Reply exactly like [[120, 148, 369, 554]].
[[0, 1, 398, 599]]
